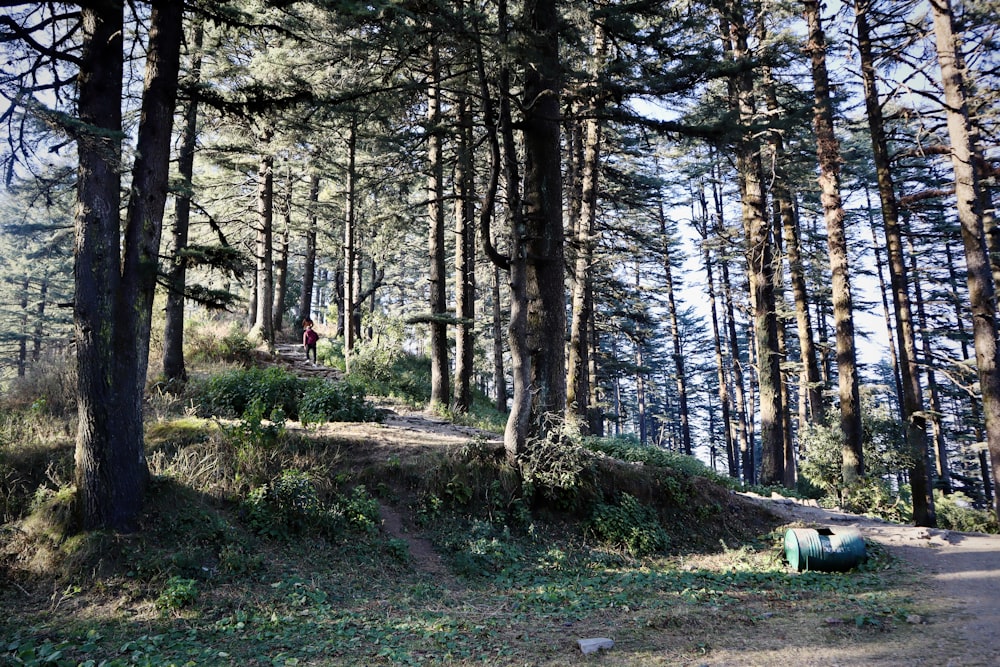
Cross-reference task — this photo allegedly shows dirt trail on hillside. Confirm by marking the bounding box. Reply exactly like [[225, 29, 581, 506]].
[[272, 345, 1000, 664], [743, 492, 1000, 665]]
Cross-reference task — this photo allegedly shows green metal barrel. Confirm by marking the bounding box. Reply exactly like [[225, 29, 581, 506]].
[[784, 527, 866, 572]]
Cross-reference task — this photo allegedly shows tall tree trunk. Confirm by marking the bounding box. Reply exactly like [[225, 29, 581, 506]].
[[491, 266, 508, 413], [771, 203, 796, 484], [343, 118, 358, 369], [611, 334, 622, 438], [566, 20, 606, 432], [74, 1, 129, 530], [804, 0, 863, 486], [868, 218, 904, 419], [636, 350, 647, 445], [427, 41, 450, 410], [723, 245, 753, 484], [247, 269, 258, 329], [471, 3, 509, 416], [759, 29, 798, 488], [981, 449, 995, 508], [505, 0, 565, 458], [946, 240, 992, 505], [930, 0, 1000, 522], [453, 88, 475, 414], [333, 268, 344, 337], [76, 0, 182, 530], [786, 198, 825, 428], [908, 236, 951, 493], [723, 2, 785, 486], [298, 173, 319, 323], [272, 176, 291, 333], [162, 17, 203, 385], [696, 186, 736, 477], [251, 130, 275, 345], [587, 298, 603, 435], [661, 200, 692, 455], [714, 169, 753, 484], [763, 67, 823, 428], [32, 277, 47, 362], [17, 277, 28, 377]]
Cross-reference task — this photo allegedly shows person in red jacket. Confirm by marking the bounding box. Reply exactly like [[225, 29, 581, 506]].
[[302, 318, 319, 364]]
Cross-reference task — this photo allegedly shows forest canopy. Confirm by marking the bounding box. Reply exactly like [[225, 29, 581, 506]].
[[0, 0, 998, 528]]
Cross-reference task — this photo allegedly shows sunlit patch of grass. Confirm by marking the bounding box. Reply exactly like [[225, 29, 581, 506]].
[[146, 417, 216, 450]]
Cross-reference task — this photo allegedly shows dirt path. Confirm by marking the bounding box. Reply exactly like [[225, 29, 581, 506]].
[[271, 346, 1000, 663], [745, 492, 1000, 664]]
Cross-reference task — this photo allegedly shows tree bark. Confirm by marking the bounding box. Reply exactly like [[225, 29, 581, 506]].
[[723, 2, 786, 486], [945, 240, 992, 505], [76, 0, 182, 530], [763, 64, 823, 430], [502, 0, 565, 460], [162, 17, 203, 385], [804, 0, 863, 486], [272, 176, 291, 333], [17, 277, 28, 377], [930, 0, 1000, 522], [519, 0, 566, 446], [908, 235, 951, 493], [453, 88, 475, 414], [866, 196, 904, 423], [491, 266, 508, 413], [32, 277, 47, 363], [660, 200, 692, 455], [695, 184, 737, 478], [566, 21, 606, 433], [427, 41, 450, 410], [853, 0, 935, 524], [587, 294, 603, 435], [251, 130, 275, 345], [343, 117, 358, 369], [298, 172, 319, 323], [713, 166, 753, 484]]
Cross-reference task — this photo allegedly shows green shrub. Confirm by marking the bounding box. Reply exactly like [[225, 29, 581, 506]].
[[300, 379, 382, 424], [197, 367, 379, 426], [218, 543, 263, 575], [351, 351, 431, 406], [843, 479, 911, 523], [588, 493, 669, 557], [186, 323, 254, 366], [156, 576, 198, 610], [933, 490, 999, 534], [519, 426, 595, 512], [224, 399, 286, 449], [327, 314, 430, 404], [328, 484, 381, 534], [244, 471, 381, 540], [585, 434, 737, 488], [798, 393, 912, 517], [449, 520, 524, 576], [200, 367, 302, 419], [245, 470, 326, 538]]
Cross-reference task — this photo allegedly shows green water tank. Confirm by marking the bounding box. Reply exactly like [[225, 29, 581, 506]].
[[784, 527, 867, 572]]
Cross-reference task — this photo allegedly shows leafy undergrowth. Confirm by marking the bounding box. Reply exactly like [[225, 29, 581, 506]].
[[2, 424, 930, 667], [1, 514, 921, 666], [2, 363, 931, 666]]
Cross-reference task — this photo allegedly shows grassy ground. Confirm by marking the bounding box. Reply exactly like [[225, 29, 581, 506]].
[[0, 350, 946, 666], [2, 420, 930, 667]]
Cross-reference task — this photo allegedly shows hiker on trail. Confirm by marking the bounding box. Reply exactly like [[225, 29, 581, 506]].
[[302, 318, 319, 364]]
